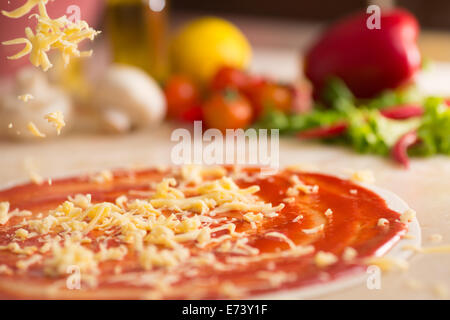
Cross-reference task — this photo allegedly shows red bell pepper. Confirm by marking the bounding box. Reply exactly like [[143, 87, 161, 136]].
[[305, 9, 421, 99], [298, 122, 348, 139], [380, 104, 423, 119], [391, 130, 420, 168]]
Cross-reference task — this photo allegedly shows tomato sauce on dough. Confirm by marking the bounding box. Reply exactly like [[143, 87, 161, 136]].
[[0, 168, 407, 299]]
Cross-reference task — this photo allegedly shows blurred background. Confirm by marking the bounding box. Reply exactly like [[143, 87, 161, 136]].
[[172, 0, 450, 61], [0, 0, 449, 140]]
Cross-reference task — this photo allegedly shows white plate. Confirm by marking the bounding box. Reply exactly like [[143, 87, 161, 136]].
[[252, 183, 422, 300]]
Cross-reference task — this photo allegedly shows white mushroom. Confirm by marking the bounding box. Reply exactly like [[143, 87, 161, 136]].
[[0, 67, 73, 140], [91, 64, 166, 133]]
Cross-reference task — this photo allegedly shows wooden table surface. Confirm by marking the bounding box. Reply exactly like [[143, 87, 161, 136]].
[[1, 16, 449, 299]]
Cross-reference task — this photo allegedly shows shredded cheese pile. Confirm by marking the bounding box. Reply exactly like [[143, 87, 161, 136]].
[[1, 166, 306, 295], [2, 0, 100, 71], [1, 165, 414, 298]]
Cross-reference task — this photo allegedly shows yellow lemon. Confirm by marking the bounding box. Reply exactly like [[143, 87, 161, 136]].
[[170, 17, 252, 84]]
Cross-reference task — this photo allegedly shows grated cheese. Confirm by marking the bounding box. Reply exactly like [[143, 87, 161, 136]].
[[403, 244, 450, 254], [2, 0, 99, 71], [18, 93, 34, 102], [342, 247, 357, 262], [15, 228, 30, 240], [351, 170, 375, 184], [377, 218, 389, 227], [314, 251, 338, 268], [0, 242, 37, 255], [365, 256, 409, 272], [302, 224, 324, 235], [256, 271, 296, 287], [0, 264, 13, 275], [265, 232, 296, 249], [286, 175, 319, 196], [16, 254, 42, 270], [400, 209, 416, 224], [90, 170, 113, 184], [0, 202, 10, 225], [27, 121, 46, 138], [44, 111, 65, 135]]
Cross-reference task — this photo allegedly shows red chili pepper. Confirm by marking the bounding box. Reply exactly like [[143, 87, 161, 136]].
[[380, 104, 423, 119], [305, 9, 421, 99], [298, 122, 348, 139], [391, 130, 420, 169]]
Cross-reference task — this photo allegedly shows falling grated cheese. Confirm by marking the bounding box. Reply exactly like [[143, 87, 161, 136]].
[[27, 121, 46, 138], [18, 93, 34, 102], [2, 0, 100, 71], [314, 251, 338, 268], [44, 111, 65, 135], [292, 214, 303, 223]]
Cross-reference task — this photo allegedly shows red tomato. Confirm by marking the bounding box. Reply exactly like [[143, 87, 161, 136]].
[[252, 83, 293, 117], [180, 105, 204, 122], [164, 75, 201, 121], [210, 66, 250, 91], [203, 90, 253, 132]]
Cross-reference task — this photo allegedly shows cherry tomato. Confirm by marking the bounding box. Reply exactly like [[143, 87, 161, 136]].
[[252, 83, 292, 117], [164, 75, 201, 121], [210, 66, 250, 91], [203, 90, 253, 132], [180, 105, 204, 122]]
